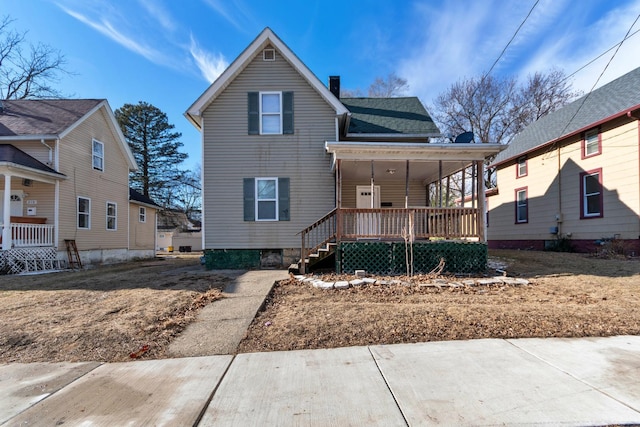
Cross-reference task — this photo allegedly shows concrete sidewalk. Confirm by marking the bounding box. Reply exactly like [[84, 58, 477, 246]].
[[166, 269, 289, 357], [3, 336, 640, 426]]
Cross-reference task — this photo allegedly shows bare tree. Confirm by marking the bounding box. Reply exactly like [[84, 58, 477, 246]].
[[368, 72, 409, 97], [0, 16, 69, 99], [340, 72, 409, 98], [432, 69, 580, 187]]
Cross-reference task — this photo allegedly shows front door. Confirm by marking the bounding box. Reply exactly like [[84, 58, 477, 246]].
[[356, 185, 381, 236], [0, 191, 24, 221]]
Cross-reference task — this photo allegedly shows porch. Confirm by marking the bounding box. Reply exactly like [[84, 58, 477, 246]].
[[296, 139, 506, 274]]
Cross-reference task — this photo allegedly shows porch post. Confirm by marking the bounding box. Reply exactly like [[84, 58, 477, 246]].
[[404, 160, 409, 208], [2, 174, 11, 250], [438, 160, 443, 207], [370, 160, 374, 208], [476, 160, 487, 242]]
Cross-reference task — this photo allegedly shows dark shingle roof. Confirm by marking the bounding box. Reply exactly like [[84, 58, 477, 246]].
[[129, 188, 161, 208], [0, 144, 64, 176], [493, 67, 640, 165], [0, 99, 103, 137], [341, 97, 440, 135]]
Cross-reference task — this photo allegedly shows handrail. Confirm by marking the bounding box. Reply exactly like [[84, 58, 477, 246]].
[[298, 208, 337, 273]]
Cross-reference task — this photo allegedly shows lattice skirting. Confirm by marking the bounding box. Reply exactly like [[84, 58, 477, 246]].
[[0, 247, 67, 275], [338, 241, 488, 275]]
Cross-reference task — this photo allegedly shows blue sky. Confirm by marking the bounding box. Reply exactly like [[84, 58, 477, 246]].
[[4, 0, 640, 169]]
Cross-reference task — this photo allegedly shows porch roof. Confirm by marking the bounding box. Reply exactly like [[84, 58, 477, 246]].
[[0, 144, 66, 181], [325, 141, 505, 162]]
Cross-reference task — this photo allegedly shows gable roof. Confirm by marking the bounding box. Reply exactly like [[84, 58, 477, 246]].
[[185, 27, 349, 129], [0, 144, 65, 177], [0, 99, 138, 171], [129, 188, 161, 208], [492, 66, 640, 166], [341, 97, 440, 137]]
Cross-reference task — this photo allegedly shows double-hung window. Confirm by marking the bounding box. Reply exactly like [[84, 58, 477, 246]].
[[580, 169, 603, 218], [106, 202, 117, 230], [517, 156, 527, 178], [139, 207, 147, 223], [92, 139, 104, 171], [582, 128, 601, 158], [515, 187, 528, 224], [243, 177, 290, 222], [248, 92, 294, 135], [78, 197, 91, 229]]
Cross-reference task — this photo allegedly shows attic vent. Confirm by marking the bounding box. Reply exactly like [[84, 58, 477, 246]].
[[263, 48, 275, 61]]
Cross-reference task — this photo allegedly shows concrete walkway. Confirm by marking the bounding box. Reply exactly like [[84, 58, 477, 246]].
[[167, 270, 289, 357], [3, 336, 640, 426]]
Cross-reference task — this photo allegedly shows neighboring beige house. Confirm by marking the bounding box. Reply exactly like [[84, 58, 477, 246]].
[[488, 67, 640, 255], [129, 188, 161, 258], [186, 28, 504, 273], [0, 99, 156, 273]]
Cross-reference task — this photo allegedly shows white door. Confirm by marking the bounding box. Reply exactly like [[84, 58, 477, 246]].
[[0, 191, 24, 222], [356, 185, 381, 236]]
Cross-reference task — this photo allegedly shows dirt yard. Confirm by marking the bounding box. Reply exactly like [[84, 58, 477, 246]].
[[0, 256, 230, 363], [237, 250, 640, 353], [1, 250, 639, 363]]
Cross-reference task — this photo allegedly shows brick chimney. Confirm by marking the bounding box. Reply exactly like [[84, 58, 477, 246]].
[[329, 76, 340, 99]]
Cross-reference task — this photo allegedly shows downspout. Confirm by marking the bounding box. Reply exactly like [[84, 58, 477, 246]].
[[40, 139, 53, 165], [628, 110, 640, 250], [54, 139, 60, 250], [557, 142, 562, 236]]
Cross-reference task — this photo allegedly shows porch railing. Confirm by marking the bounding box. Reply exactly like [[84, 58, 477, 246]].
[[9, 223, 55, 247], [339, 208, 479, 240], [298, 207, 480, 272]]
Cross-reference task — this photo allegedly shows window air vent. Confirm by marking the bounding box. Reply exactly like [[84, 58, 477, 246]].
[[263, 49, 275, 61]]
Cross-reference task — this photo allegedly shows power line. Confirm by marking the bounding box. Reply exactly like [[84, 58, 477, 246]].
[[482, 0, 540, 80]]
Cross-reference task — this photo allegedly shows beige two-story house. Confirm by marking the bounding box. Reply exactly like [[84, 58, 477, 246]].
[[186, 28, 504, 274], [0, 99, 158, 273], [488, 67, 640, 255]]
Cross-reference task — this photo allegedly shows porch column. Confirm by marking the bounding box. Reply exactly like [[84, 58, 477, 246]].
[[2, 174, 11, 250], [475, 160, 487, 242]]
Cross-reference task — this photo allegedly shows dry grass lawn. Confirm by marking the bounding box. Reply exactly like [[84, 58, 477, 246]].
[[0, 250, 638, 363], [237, 250, 640, 353]]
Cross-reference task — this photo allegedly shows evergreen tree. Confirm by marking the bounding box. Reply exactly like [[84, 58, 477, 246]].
[[115, 101, 187, 206]]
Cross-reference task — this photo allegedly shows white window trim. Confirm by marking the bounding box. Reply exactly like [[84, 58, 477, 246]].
[[259, 91, 282, 135], [584, 129, 599, 157], [139, 206, 147, 223], [78, 197, 91, 230], [255, 177, 279, 221], [106, 201, 117, 231], [92, 139, 104, 171], [516, 189, 527, 223], [583, 172, 601, 217]]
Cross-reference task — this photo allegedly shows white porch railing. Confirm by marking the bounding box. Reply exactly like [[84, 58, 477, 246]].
[[9, 223, 55, 247]]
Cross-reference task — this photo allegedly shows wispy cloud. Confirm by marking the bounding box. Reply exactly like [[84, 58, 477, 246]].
[[138, 0, 176, 32], [189, 35, 228, 83], [202, 0, 256, 33], [58, 4, 168, 65]]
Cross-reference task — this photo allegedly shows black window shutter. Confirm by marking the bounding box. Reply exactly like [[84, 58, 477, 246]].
[[278, 177, 290, 221], [243, 178, 255, 221], [248, 92, 259, 135], [283, 92, 294, 134]]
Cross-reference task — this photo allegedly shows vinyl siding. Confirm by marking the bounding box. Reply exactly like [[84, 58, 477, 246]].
[[57, 107, 131, 250], [341, 179, 426, 208], [489, 116, 640, 241], [129, 203, 157, 250], [201, 47, 337, 249]]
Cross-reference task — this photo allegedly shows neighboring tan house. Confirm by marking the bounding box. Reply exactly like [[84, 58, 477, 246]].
[[129, 188, 161, 258], [0, 99, 156, 273], [156, 209, 202, 252], [488, 66, 640, 255], [186, 28, 504, 274]]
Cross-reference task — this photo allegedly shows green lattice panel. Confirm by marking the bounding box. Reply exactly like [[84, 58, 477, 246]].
[[339, 241, 487, 274]]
